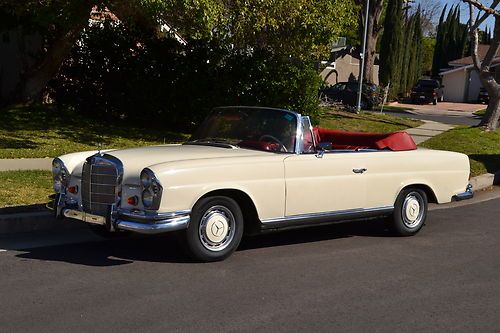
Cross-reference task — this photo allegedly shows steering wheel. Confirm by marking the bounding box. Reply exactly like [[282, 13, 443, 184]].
[[259, 135, 288, 152]]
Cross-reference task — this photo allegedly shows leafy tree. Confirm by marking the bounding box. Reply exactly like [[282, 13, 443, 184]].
[[1, 0, 358, 106]]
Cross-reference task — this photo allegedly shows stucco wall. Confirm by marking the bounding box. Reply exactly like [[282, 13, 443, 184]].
[[467, 69, 481, 102], [442, 69, 467, 102], [320, 54, 379, 86]]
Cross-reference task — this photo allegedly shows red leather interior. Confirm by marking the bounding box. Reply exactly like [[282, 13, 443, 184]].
[[313, 127, 417, 151], [238, 140, 281, 152]]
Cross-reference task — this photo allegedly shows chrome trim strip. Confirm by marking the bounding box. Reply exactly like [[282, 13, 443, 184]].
[[453, 184, 474, 201], [62, 208, 191, 234], [261, 206, 394, 229], [118, 209, 191, 222], [116, 216, 190, 235]]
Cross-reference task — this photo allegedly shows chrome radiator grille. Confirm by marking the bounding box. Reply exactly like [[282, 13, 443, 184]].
[[81, 156, 122, 216]]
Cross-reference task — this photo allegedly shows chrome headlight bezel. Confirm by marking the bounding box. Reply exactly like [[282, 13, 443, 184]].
[[140, 168, 163, 210], [52, 158, 69, 193]]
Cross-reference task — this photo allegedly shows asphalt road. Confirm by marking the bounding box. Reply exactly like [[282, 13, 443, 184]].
[[1, 195, 500, 332]]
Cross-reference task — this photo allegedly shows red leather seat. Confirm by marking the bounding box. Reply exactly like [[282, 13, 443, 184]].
[[238, 140, 281, 152], [313, 127, 417, 151]]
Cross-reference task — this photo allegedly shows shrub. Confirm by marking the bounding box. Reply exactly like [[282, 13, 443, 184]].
[[49, 21, 321, 131]]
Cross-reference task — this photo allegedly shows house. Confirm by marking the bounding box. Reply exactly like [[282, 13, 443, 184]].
[[440, 44, 500, 103], [320, 41, 380, 86]]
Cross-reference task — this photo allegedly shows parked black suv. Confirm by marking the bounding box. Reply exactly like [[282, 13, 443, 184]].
[[478, 87, 489, 104], [321, 82, 382, 109], [410, 79, 443, 105]]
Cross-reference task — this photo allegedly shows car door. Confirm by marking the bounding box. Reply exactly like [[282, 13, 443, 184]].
[[283, 152, 368, 217]]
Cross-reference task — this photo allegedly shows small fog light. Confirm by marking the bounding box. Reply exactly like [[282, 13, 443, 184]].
[[127, 196, 139, 206]]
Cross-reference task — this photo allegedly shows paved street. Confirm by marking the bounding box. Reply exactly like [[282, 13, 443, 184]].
[[0, 193, 499, 332]]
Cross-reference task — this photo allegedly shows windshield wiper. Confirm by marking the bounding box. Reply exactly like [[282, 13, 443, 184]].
[[185, 138, 238, 149]]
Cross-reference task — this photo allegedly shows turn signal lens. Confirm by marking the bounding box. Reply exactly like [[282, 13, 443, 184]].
[[68, 186, 78, 194], [127, 196, 138, 206]]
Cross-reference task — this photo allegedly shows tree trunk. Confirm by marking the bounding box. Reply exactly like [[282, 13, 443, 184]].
[[478, 73, 500, 131], [467, 6, 500, 132], [18, 20, 89, 103], [357, 0, 383, 84]]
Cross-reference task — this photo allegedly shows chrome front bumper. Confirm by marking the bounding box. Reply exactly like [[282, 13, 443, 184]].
[[62, 208, 190, 235], [453, 184, 474, 201]]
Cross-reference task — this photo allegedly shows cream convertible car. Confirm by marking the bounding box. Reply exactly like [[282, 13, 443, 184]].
[[51, 107, 473, 261]]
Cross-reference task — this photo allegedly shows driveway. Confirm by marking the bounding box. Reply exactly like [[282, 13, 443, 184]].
[[381, 102, 485, 126], [388, 101, 485, 114]]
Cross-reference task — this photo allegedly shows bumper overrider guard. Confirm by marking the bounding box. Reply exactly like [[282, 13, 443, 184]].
[[453, 184, 474, 201], [60, 206, 191, 234]]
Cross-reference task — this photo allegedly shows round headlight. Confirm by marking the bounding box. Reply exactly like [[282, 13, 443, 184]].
[[140, 168, 162, 210], [52, 158, 69, 193], [142, 189, 154, 207], [140, 170, 152, 188]]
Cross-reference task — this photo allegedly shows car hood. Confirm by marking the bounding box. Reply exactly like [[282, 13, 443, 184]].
[[102, 144, 272, 184]]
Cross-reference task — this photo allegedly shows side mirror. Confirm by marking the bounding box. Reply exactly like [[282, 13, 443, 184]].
[[318, 142, 333, 150]]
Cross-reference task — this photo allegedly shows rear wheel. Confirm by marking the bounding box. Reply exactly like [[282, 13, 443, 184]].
[[390, 188, 428, 236], [182, 196, 244, 262]]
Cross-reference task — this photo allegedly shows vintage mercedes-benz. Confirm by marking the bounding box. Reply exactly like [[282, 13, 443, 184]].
[[51, 106, 473, 261]]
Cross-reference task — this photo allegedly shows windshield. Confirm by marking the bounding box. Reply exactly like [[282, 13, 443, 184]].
[[187, 107, 298, 153], [416, 80, 439, 88]]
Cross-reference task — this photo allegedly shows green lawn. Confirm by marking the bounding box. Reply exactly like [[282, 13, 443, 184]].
[[320, 108, 423, 133], [473, 108, 487, 117], [0, 104, 189, 159], [0, 170, 53, 208], [380, 105, 415, 112], [0, 105, 424, 208], [421, 126, 500, 177]]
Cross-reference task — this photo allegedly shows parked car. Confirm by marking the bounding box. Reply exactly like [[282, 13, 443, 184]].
[[410, 79, 444, 105], [478, 87, 489, 104], [50, 106, 473, 262], [321, 82, 382, 109]]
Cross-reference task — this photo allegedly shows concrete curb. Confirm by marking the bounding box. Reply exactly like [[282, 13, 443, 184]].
[[0, 171, 498, 236], [470, 172, 500, 191]]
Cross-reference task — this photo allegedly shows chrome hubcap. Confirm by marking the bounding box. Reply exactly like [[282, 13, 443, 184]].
[[402, 193, 424, 228], [199, 206, 235, 252]]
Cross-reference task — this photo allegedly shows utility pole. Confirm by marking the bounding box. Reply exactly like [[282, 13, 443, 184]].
[[357, 0, 370, 113]]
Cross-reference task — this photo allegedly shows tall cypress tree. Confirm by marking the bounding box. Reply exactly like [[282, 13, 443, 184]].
[[432, 5, 447, 76], [400, 15, 415, 95], [432, 5, 468, 75], [379, 0, 404, 97]]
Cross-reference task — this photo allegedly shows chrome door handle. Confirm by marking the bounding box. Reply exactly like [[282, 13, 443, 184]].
[[353, 168, 367, 174]]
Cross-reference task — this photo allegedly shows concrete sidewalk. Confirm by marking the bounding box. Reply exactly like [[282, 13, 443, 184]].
[[404, 120, 454, 144], [0, 158, 52, 171]]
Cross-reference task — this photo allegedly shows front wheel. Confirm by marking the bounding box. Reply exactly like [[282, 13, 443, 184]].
[[183, 196, 244, 262], [433, 98, 438, 105], [390, 188, 428, 236]]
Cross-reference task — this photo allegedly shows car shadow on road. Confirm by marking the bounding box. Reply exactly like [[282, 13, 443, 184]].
[[15, 219, 393, 266]]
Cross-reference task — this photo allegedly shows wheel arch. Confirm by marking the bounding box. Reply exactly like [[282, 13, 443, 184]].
[[399, 183, 438, 204], [197, 189, 261, 235]]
